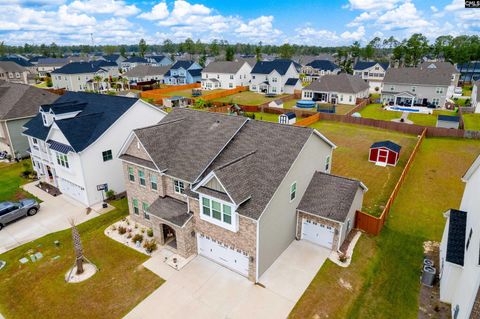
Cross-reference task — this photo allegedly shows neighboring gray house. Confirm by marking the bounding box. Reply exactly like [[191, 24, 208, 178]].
[[123, 65, 170, 84], [381, 67, 452, 107], [0, 62, 31, 85], [0, 81, 58, 159], [302, 73, 369, 105], [353, 61, 389, 93], [301, 60, 341, 82], [163, 61, 202, 85], [419, 61, 460, 90], [121, 57, 150, 71], [51, 61, 119, 92], [250, 59, 301, 95], [472, 80, 480, 113], [146, 55, 173, 66], [102, 54, 126, 65], [119, 108, 366, 283]]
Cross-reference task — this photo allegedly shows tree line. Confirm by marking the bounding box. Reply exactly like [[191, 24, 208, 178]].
[[1, 34, 478, 68]]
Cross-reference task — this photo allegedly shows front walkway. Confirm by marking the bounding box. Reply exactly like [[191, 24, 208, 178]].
[[0, 182, 111, 253], [125, 240, 330, 319]]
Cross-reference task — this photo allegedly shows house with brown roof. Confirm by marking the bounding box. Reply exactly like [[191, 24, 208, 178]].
[[118, 108, 367, 282], [302, 73, 369, 105], [0, 81, 58, 159]]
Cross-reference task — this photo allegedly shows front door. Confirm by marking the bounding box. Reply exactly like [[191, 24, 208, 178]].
[[377, 149, 388, 163]]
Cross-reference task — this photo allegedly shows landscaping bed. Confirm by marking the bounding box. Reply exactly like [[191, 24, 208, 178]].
[[309, 121, 418, 216], [291, 137, 480, 318], [0, 199, 164, 319], [212, 91, 289, 106]]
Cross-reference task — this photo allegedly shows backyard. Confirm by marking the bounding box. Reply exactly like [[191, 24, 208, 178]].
[[463, 113, 480, 130], [0, 198, 164, 319], [161, 88, 225, 98], [360, 103, 458, 127], [212, 91, 290, 105], [0, 160, 37, 202], [291, 137, 480, 318], [309, 121, 418, 216]]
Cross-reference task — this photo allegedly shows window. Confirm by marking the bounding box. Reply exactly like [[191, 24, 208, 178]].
[[202, 197, 211, 216], [436, 87, 444, 94], [142, 202, 150, 220], [42, 113, 47, 125], [174, 180, 185, 194], [252, 75, 255, 79], [128, 167, 135, 182], [132, 199, 139, 215], [466, 228, 473, 250], [411, 86, 416, 92], [290, 182, 297, 201], [349, 95, 352, 102], [390, 86, 395, 91], [304, 91, 313, 98], [102, 150, 113, 162], [32, 138, 38, 145], [56, 153, 69, 168], [272, 77, 277, 83], [201, 197, 233, 225], [325, 156, 330, 171], [230, 74, 234, 79], [138, 170, 146, 186], [150, 174, 158, 190]]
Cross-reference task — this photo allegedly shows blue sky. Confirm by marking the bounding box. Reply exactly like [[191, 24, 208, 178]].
[[0, 0, 478, 46]]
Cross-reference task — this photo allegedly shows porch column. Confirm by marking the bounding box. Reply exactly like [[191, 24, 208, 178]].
[[411, 98, 414, 107]]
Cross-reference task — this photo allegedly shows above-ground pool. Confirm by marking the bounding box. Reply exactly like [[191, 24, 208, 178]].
[[386, 106, 433, 114], [296, 100, 316, 108]]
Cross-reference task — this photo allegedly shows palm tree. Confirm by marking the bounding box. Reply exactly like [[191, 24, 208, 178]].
[[120, 77, 129, 90], [70, 220, 84, 274], [93, 75, 103, 92]]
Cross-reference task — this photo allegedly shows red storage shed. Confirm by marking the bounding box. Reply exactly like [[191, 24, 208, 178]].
[[369, 141, 401, 167]]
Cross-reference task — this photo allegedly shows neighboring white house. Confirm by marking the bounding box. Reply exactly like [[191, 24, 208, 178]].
[[302, 73, 369, 105], [201, 61, 252, 90], [353, 61, 389, 93], [472, 80, 480, 113], [301, 60, 341, 82], [439, 154, 480, 319], [250, 59, 302, 95], [122, 65, 170, 84], [121, 57, 150, 71], [23, 92, 166, 207], [0, 62, 31, 85], [51, 61, 119, 92]]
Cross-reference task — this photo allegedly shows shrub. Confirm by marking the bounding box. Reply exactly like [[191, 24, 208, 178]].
[[132, 234, 144, 243], [338, 253, 348, 263], [105, 189, 115, 199], [118, 226, 127, 235], [147, 228, 154, 237], [143, 239, 157, 252]]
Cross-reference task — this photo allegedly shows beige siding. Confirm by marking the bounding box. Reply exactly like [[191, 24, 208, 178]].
[[338, 187, 364, 247], [257, 133, 333, 278]]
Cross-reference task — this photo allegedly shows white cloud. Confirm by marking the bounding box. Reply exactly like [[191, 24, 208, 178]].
[[347, 11, 377, 27], [341, 25, 365, 41], [346, 0, 402, 11], [67, 0, 140, 17], [376, 2, 430, 31], [430, 6, 438, 12], [236, 16, 282, 42], [138, 2, 169, 20]]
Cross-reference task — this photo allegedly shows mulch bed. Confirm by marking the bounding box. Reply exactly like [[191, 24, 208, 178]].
[[339, 230, 358, 254], [418, 241, 451, 319], [36, 182, 62, 197]]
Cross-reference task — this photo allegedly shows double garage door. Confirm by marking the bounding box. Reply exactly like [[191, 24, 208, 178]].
[[301, 218, 335, 249], [197, 233, 249, 277]]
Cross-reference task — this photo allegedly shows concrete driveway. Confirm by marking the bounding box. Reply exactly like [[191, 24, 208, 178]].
[[0, 182, 104, 254], [125, 240, 330, 319]]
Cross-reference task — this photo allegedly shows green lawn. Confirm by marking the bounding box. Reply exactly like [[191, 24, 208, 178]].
[[360, 104, 458, 127], [335, 104, 357, 115], [283, 99, 300, 109], [463, 113, 480, 131], [0, 160, 37, 202], [291, 137, 480, 318], [212, 91, 289, 106], [34, 82, 48, 88], [309, 121, 418, 216], [0, 199, 164, 319], [248, 112, 281, 123], [454, 98, 471, 107], [463, 85, 472, 97]]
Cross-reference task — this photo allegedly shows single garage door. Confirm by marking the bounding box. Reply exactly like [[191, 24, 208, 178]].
[[301, 218, 335, 249], [197, 233, 249, 277]]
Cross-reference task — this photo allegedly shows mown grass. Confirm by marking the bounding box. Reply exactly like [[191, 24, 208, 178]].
[[212, 91, 289, 105], [0, 160, 37, 202], [463, 113, 480, 131], [0, 199, 164, 319]]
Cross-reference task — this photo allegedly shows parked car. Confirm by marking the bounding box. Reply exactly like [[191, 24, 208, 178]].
[[0, 199, 40, 230]]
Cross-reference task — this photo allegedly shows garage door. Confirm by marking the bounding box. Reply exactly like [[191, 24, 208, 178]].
[[197, 233, 249, 277], [301, 218, 335, 249]]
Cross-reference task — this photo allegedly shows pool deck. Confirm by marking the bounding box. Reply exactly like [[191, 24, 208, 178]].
[[385, 105, 433, 114]]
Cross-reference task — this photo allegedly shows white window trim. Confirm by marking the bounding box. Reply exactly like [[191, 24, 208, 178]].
[[174, 179, 185, 195], [290, 181, 297, 202], [199, 194, 238, 232]]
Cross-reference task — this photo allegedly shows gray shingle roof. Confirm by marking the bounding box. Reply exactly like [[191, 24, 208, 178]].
[[297, 172, 363, 222], [149, 196, 192, 227], [119, 154, 156, 170], [383, 67, 452, 86], [0, 82, 58, 120], [132, 108, 317, 220], [353, 61, 389, 71], [0, 61, 27, 73], [123, 65, 170, 78], [202, 61, 246, 74], [446, 209, 467, 266], [305, 73, 369, 94]]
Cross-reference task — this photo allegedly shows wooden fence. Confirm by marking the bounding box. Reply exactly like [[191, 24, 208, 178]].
[[195, 86, 249, 102], [355, 128, 427, 235], [295, 113, 320, 127], [345, 98, 371, 116], [140, 83, 200, 99]]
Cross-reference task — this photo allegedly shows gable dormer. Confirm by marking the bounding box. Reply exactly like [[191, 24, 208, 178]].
[[39, 101, 86, 127]]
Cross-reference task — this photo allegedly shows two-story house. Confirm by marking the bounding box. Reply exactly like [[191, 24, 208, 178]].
[[146, 55, 173, 67], [353, 61, 389, 93], [121, 57, 150, 72], [472, 80, 480, 113], [439, 154, 480, 319], [37, 58, 70, 78], [51, 61, 119, 92], [23, 92, 165, 207], [302, 73, 369, 105], [201, 61, 252, 90], [301, 60, 341, 82], [419, 61, 460, 96], [0, 62, 31, 85], [250, 59, 302, 95], [381, 67, 452, 108], [119, 108, 367, 282], [163, 61, 202, 85], [0, 81, 58, 159], [102, 54, 126, 65], [123, 65, 170, 85]]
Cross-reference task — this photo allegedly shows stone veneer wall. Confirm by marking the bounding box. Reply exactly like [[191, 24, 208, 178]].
[[296, 211, 341, 251], [189, 197, 258, 282]]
